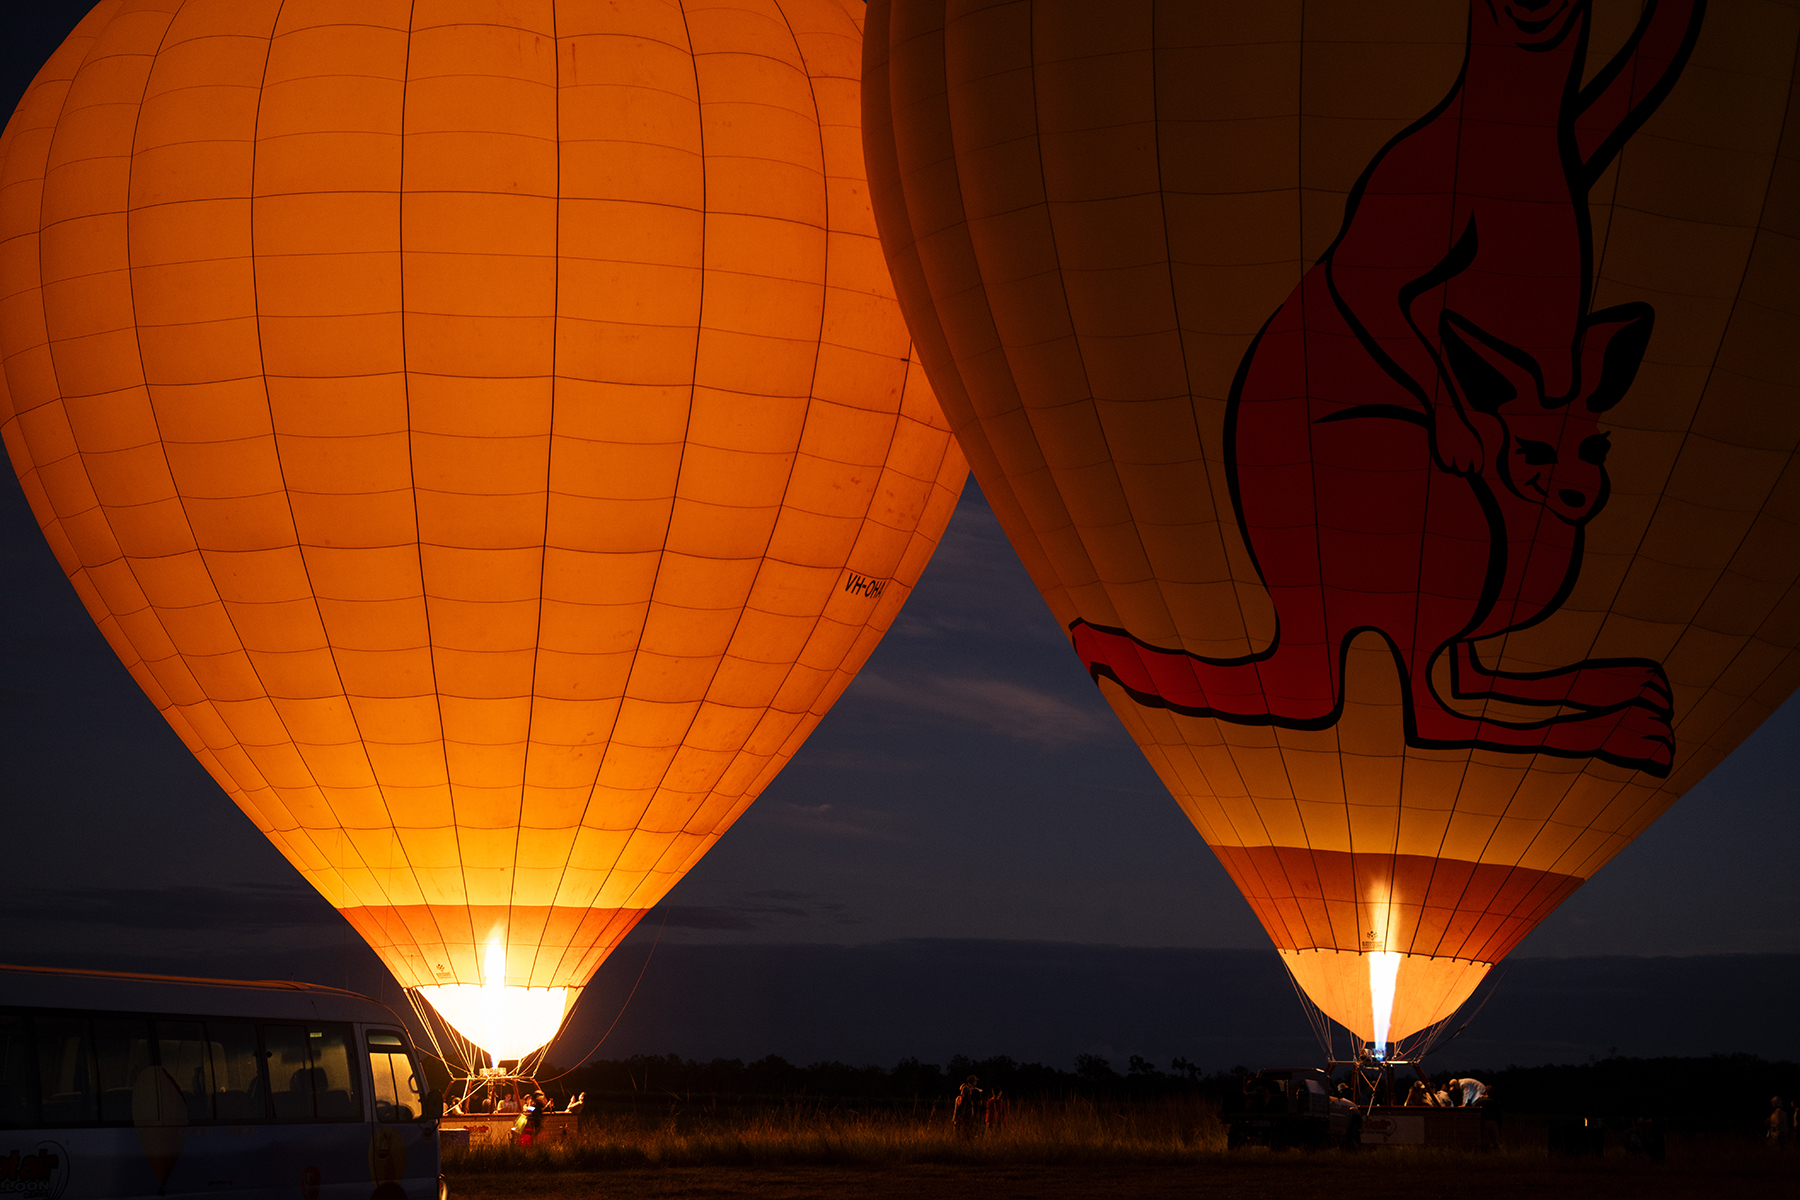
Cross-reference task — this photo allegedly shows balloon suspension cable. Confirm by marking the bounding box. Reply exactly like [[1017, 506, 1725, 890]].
[[1394, 1009, 1457, 1064], [517, 998, 581, 1082], [405, 988, 485, 1080], [1407, 965, 1509, 1063], [372, 977, 464, 1083], [1280, 955, 1337, 1061], [537, 909, 668, 1085]]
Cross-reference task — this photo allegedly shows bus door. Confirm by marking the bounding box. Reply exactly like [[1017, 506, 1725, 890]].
[[186, 1018, 272, 1192], [258, 1023, 367, 1199], [364, 1029, 439, 1199]]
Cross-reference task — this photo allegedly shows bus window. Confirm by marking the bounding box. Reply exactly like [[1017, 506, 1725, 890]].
[[207, 1022, 266, 1121], [307, 1027, 361, 1121], [0, 1015, 34, 1127], [94, 1018, 152, 1122], [262, 1025, 313, 1120], [155, 1020, 213, 1122], [34, 1018, 95, 1124], [366, 1031, 420, 1122]]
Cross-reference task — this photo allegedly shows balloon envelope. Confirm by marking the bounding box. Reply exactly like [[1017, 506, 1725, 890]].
[[865, 0, 1800, 1047], [1, 0, 965, 1058]]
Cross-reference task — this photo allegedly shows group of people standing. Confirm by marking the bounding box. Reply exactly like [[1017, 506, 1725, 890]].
[[1403, 1076, 1489, 1108], [952, 1075, 1009, 1137]]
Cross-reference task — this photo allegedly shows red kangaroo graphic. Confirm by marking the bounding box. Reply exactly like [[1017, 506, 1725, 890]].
[[1074, 0, 1705, 777]]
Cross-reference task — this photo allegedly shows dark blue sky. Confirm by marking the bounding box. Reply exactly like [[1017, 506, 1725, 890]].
[[6, 456, 1798, 967], [3, 3, 1798, 1063]]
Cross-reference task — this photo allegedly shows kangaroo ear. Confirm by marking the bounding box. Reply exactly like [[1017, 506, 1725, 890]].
[[1579, 302, 1654, 413], [1439, 310, 1540, 415]]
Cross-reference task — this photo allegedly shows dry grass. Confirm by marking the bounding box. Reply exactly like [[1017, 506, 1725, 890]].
[[442, 1099, 1800, 1199], [446, 1096, 1221, 1171]]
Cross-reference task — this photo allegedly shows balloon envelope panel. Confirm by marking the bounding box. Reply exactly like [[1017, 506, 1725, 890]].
[[865, 0, 1800, 1042], [0, 0, 965, 1015]]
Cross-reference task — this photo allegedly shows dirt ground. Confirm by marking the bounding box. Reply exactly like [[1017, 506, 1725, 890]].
[[447, 1154, 1800, 1200]]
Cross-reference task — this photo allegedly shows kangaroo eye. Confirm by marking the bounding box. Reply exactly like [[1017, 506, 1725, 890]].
[[1514, 439, 1557, 466], [1578, 433, 1611, 465]]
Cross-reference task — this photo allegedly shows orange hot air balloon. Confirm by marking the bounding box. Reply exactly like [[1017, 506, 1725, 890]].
[[0, 0, 965, 1061], [866, 0, 1800, 1051]]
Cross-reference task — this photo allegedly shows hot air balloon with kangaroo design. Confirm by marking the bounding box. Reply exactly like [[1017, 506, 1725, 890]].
[[865, 0, 1800, 1052]]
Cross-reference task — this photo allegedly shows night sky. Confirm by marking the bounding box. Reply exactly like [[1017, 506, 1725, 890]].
[[4, 2, 1798, 1069]]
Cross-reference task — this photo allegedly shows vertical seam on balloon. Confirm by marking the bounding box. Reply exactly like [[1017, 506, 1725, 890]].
[[27, 9, 115, 698], [1346, 30, 1483, 964], [515, 0, 562, 993], [753, 0, 920, 735], [572, 0, 711, 931], [1020, 1, 1173, 670], [237, 0, 422, 951], [20, 17, 205, 855], [923, 0, 1082, 637], [1400, 29, 1517, 966], [115, 5, 374, 943], [1454, 14, 1649, 903], [1190, 45, 1306, 955], [30, 15, 122, 622], [0, 10, 91, 436], [1440, 21, 1677, 964], [615, 0, 837, 920], [1415, 67, 1506, 969], [1553, 16, 1800, 896], [532, 10, 637, 991], [1150, 8, 1301, 955], [1138, 0, 1303, 958], [1030, 0, 1297, 957], [253, 0, 429, 984], [1149, 0, 1281, 794], [393, 0, 467, 985], [1271, 0, 1330, 960], [921, 2, 1066, 627]]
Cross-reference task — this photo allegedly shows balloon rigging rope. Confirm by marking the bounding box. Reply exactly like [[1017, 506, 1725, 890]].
[[404, 988, 481, 1081], [394, 911, 669, 1091], [537, 908, 669, 1086], [1280, 957, 1336, 1060], [1411, 964, 1508, 1063]]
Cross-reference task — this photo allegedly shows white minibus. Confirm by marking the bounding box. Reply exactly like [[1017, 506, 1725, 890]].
[[0, 964, 444, 1200]]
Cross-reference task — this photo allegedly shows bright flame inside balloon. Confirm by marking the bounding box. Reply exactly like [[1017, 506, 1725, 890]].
[[1367, 951, 1403, 1061], [417, 940, 571, 1064]]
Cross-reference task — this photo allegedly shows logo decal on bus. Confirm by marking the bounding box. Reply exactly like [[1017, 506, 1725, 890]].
[[0, 1143, 69, 1200]]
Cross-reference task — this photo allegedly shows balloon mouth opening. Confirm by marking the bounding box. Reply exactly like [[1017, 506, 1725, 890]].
[[415, 940, 573, 1063], [1367, 951, 1403, 1061]]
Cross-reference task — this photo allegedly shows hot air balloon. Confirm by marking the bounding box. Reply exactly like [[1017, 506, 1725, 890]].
[[865, 0, 1800, 1054], [0, 0, 965, 1063]]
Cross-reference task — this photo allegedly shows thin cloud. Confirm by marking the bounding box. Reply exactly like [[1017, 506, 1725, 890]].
[[655, 906, 762, 931], [890, 491, 1068, 645], [851, 671, 1110, 747], [757, 801, 903, 842], [7, 883, 340, 934], [787, 747, 924, 774], [655, 891, 855, 932]]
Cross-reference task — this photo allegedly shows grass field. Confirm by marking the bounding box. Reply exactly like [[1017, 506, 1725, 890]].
[[442, 1098, 1799, 1199]]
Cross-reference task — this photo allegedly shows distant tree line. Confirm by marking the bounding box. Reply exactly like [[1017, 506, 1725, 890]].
[[538, 1051, 1800, 1124], [547, 1052, 1249, 1105]]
